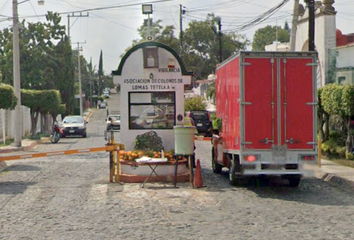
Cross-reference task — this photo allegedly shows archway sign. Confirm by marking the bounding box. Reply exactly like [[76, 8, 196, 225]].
[[112, 42, 192, 151]]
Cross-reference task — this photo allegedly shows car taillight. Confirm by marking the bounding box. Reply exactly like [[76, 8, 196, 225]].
[[244, 155, 257, 162], [301, 155, 316, 161]]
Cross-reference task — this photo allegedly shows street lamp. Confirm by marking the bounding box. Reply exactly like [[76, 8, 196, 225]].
[[142, 4, 153, 40], [13, 0, 44, 147]]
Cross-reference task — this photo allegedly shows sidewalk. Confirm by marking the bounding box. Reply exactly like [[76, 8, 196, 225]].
[[308, 159, 354, 192]]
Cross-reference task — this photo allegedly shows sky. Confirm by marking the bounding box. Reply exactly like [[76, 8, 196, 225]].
[[0, 0, 353, 75]]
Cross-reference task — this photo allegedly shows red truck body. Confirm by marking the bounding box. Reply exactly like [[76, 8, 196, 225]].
[[214, 51, 318, 186]]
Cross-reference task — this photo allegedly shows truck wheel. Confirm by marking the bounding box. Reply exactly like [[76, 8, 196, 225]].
[[211, 147, 222, 173], [288, 175, 301, 187], [229, 158, 241, 186]]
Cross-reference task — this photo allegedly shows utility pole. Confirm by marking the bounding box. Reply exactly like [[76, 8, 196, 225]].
[[73, 42, 86, 117], [211, 17, 223, 63], [12, 0, 22, 147], [218, 18, 222, 63], [12, 0, 44, 147], [179, 4, 186, 56], [67, 12, 89, 38], [306, 0, 315, 51], [290, 0, 300, 51]]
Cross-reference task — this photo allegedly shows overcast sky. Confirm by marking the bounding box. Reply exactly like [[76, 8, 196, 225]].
[[0, 0, 353, 74]]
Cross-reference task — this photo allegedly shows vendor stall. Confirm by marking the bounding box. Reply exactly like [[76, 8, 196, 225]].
[[111, 42, 194, 184]]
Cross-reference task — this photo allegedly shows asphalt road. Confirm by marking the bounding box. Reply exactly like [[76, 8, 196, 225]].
[[1, 91, 354, 240]]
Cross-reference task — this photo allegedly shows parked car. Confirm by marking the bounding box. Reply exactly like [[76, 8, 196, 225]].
[[106, 114, 121, 130], [185, 110, 212, 137], [61, 115, 87, 138], [100, 103, 107, 109]]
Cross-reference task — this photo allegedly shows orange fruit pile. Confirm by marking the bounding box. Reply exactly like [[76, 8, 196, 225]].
[[118, 149, 175, 162]]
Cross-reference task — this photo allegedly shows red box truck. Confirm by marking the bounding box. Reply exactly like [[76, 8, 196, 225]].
[[213, 51, 318, 187]]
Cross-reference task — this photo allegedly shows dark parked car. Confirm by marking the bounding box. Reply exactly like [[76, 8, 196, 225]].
[[185, 110, 212, 137], [61, 115, 87, 138]]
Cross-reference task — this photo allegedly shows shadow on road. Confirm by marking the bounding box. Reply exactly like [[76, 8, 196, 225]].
[[0, 181, 37, 195]]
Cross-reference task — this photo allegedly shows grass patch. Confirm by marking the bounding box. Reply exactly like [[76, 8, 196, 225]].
[[330, 159, 354, 168], [323, 155, 354, 168], [0, 139, 14, 147]]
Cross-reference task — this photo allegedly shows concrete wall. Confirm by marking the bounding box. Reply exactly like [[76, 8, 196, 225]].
[[0, 106, 51, 143], [336, 44, 354, 68]]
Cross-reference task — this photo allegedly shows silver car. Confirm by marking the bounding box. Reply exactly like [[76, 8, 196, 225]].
[[61, 115, 87, 138]]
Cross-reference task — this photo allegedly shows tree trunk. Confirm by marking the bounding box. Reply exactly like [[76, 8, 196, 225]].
[[345, 116, 352, 155], [30, 111, 40, 137], [324, 113, 330, 142]]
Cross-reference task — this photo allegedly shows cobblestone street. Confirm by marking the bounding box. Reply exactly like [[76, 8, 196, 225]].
[[1, 108, 354, 240]]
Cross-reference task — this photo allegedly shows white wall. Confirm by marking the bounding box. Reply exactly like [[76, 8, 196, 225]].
[[295, 6, 336, 88], [336, 45, 354, 68], [113, 45, 192, 151], [0, 106, 49, 143]]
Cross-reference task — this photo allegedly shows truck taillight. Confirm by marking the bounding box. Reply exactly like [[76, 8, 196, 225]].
[[301, 155, 316, 161], [244, 155, 257, 162]]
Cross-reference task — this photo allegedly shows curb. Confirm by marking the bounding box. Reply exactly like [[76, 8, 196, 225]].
[[0, 140, 38, 172], [0, 161, 7, 172], [310, 164, 354, 193], [0, 141, 38, 154]]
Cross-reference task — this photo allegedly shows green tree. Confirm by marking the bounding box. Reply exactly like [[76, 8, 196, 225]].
[[0, 84, 17, 109], [183, 14, 249, 80], [0, 12, 67, 89], [22, 89, 63, 136], [321, 84, 354, 155], [126, 14, 249, 81], [252, 24, 290, 51], [54, 37, 75, 115], [98, 50, 104, 95], [184, 96, 206, 111]]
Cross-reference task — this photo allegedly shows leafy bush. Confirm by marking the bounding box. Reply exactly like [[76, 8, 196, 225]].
[[336, 146, 346, 158], [346, 152, 354, 160], [211, 113, 222, 131], [0, 84, 17, 109], [329, 130, 346, 145], [184, 96, 206, 112], [321, 139, 339, 156], [133, 131, 164, 151]]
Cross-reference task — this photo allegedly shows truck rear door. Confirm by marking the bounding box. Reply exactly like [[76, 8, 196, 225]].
[[280, 57, 315, 150], [242, 54, 316, 151]]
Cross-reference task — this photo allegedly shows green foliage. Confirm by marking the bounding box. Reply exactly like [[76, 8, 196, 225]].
[[321, 139, 339, 156], [0, 12, 77, 115], [0, 12, 67, 89], [321, 84, 354, 153], [206, 81, 215, 103], [341, 85, 354, 117], [126, 14, 249, 80], [211, 113, 222, 131], [346, 152, 354, 160], [184, 96, 206, 112], [321, 84, 342, 116], [133, 131, 164, 151], [21, 89, 63, 136], [0, 84, 17, 109], [329, 131, 346, 146], [183, 14, 249, 79], [252, 25, 290, 51]]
